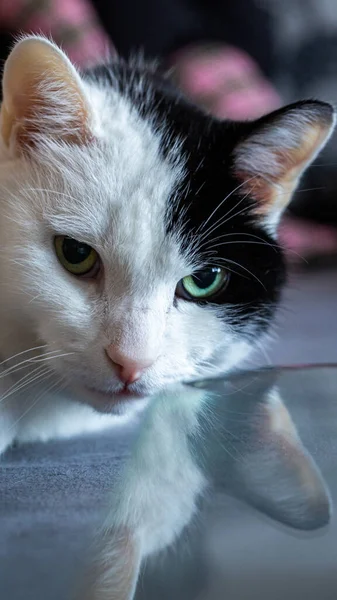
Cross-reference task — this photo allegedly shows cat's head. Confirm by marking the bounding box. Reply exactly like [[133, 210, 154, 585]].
[[0, 37, 334, 412]]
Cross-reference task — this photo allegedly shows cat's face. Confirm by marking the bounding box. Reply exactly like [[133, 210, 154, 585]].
[[0, 37, 334, 412]]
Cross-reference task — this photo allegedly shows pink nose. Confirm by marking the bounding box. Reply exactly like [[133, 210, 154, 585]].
[[105, 345, 154, 385]]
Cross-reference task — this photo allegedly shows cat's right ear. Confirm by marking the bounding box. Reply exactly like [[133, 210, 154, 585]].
[[0, 36, 92, 155]]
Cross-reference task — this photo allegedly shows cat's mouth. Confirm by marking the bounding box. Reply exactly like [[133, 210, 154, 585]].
[[82, 385, 148, 412]]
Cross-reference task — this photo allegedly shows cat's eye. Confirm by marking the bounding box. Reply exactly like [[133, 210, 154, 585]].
[[54, 236, 100, 277], [176, 267, 229, 300]]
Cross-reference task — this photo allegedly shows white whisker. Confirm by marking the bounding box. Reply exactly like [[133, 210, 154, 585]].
[[198, 231, 278, 252], [195, 176, 257, 237], [197, 188, 254, 246], [205, 198, 255, 240], [1, 367, 51, 403], [32, 352, 74, 363], [0, 350, 71, 378], [6, 375, 65, 433], [204, 257, 251, 280], [221, 258, 267, 290], [201, 187, 254, 239], [206, 240, 279, 252], [0, 344, 48, 368], [1, 364, 47, 397]]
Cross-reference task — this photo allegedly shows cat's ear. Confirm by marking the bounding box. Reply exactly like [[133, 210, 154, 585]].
[[0, 36, 91, 154], [233, 101, 335, 229]]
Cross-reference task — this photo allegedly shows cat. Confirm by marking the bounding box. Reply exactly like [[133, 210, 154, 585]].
[[0, 35, 335, 456], [0, 35, 334, 455]]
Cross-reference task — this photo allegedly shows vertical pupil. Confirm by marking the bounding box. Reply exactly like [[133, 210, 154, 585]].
[[63, 238, 91, 264], [193, 268, 219, 289]]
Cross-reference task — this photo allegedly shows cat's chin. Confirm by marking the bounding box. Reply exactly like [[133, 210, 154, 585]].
[[77, 385, 149, 414]]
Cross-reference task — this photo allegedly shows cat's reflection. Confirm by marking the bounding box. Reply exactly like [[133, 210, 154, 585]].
[[80, 370, 331, 600], [194, 369, 331, 531]]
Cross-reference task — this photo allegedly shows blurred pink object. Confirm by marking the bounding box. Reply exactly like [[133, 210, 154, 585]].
[[279, 217, 337, 262], [171, 44, 281, 120], [0, 0, 113, 67]]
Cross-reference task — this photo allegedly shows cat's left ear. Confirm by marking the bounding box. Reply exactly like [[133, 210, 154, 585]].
[[233, 100, 336, 230], [0, 36, 91, 155]]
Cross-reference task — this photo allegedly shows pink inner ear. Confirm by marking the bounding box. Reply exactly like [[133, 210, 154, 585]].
[[14, 78, 91, 149], [233, 168, 298, 219], [1, 37, 92, 152], [234, 169, 272, 204]]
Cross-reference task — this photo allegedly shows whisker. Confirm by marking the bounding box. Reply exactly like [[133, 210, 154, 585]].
[[208, 199, 255, 234], [203, 186, 256, 238], [218, 439, 246, 464], [0, 350, 71, 378], [203, 238, 307, 266], [309, 162, 337, 168], [205, 240, 280, 252], [1, 364, 47, 397], [198, 189, 254, 244], [32, 352, 74, 364], [196, 183, 326, 250], [249, 340, 272, 366], [1, 353, 54, 379], [0, 367, 51, 403], [6, 375, 65, 433], [198, 231, 279, 251], [221, 258, 267, 290], [295, 185, 326, 193], [0, 344, 48, 368], [204, 258, 251, 280], [195, 176, 257, 237]]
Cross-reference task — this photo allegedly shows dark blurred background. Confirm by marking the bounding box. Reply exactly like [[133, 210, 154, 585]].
[[96, 0, 337, 243], [2, 0, 337, 263]]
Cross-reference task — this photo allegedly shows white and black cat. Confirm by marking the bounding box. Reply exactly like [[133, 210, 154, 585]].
[[0, 36, 335, 600], [0, 36, 334, 455]]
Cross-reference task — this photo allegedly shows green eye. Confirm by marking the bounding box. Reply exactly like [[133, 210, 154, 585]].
[[54, 236, 100, 277], [176, 267, 229, 300]]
